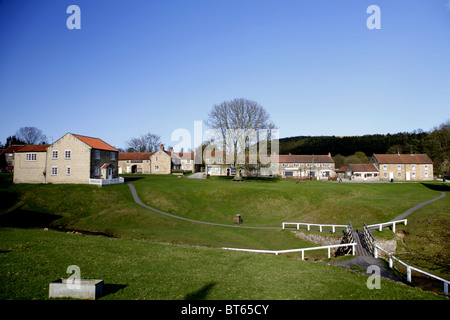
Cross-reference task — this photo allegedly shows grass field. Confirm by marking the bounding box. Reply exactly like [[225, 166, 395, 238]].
[[0, 173, 448, 300]]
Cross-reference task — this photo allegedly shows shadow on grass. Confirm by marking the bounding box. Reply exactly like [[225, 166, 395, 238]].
[[184, 282, 216, 300], [102, 284, 128, 298], [0, 208, 62, 228], [420, 183, 450, 192]]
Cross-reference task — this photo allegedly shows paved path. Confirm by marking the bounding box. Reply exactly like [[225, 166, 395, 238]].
[[390, 191, 446, 221], [187, 173, 205, 179]]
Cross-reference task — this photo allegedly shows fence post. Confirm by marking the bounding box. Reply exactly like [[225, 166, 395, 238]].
[[332, 226, 335, 233], [389, 256, 393, 269], [392, 222, 396, 233], [301, 251, 305, 260], [327, 247, 330, 259], [407, 266, 412, 283], [307, 224, 310, 231], [374, 246, 378, 258], [379, 224, 382, 232], [444, 283, 448, 296]]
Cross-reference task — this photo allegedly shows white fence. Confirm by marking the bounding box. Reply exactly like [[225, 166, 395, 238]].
[[282, 222, 349, 233], [89, 177, 124, 186], [282, 219, 407, 233], [374, 244, 449, 295], [223, 243, 357, 260], [367, 219, 407, 233]]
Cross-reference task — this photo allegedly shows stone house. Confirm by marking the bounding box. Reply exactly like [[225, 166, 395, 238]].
[[118, 145, 195, 175], [370, 153, 433, 181], [13, 133, 120, 184], [344, 163, 380, 181], [278, 153, 335, 179], [203, 151, 335, 179], [118, 153, 152, 174]]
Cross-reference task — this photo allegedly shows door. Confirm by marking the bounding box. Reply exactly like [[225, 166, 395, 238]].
[[406, 172, 410, 181], [108, 167, 113, 179], [226, 168, 231, 176], [389, 172, 394, 180]]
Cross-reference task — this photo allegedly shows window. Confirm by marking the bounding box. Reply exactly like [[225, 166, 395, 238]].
[[398, 172, 402, 177], [412, 164, 416, 171], [307, 163, 313, 167], [424, 165, 428, 170], [66, 166, 71, 176], [110, 152, 115, 160], [26, 153, 37, 161], [293, 163, 300, 167], [94, 150, 100, 159], [65, 150, 71, 159], [384, 172, 388, 178], [154, 165, 160, 171], [383, 165, 387, 170], [425, 172, 428, 178], [51, 166, 58, 176], [52, 150, 58, 159], [397, 164, 401, 170], [412, 172, 416, 178], [374, 173, 378, 177], [155, 157, 159, 162], [186, 159, 191, 164], [322, 163, 330, 167], [94, 167, 100, 176], [282, 163, 288, 167]]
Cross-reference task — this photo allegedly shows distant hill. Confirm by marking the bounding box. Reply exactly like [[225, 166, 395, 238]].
[[278, 122, 450, 175], [279, 131, 429, 157]]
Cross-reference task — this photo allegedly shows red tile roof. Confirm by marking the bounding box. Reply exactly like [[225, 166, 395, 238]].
[[373, 154, 432, 164], [347, 164, 379, 172], [278, 154, 334, 163], [2, 145, 26, 153], [118, 153, 153, 160], [173, 152, 194, 160], [15, 145, 50, 152], [72, 134, 118, 152]]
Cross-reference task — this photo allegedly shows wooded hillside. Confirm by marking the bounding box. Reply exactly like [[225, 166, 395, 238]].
[[279, 121, 450, 174]]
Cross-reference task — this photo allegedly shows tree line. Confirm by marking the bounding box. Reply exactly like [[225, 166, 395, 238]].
[[279, 120, 450, 175]]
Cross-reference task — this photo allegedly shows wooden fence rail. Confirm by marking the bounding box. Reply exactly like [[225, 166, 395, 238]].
[[282, 222, 349, 233], [367, 219, 407, 233], [374, 244, 449, 296], [223, 243, 357, 260]]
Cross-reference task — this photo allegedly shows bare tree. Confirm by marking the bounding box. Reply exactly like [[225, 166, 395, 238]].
[[205, 98, 277, 180], [15, 127, 47, 145], [125, 132, 161, 153]]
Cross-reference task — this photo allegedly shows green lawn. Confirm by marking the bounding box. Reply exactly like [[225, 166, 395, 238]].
[[0, 227, 444, 300], [0, 173, 448, 300]]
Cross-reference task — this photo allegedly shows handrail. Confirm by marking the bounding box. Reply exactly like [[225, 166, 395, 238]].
[[367, 219, 407, 233], [374, 244, 449, 296]]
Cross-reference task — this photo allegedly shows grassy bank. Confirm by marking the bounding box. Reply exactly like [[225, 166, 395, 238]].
[[0, 227, 444, 300]]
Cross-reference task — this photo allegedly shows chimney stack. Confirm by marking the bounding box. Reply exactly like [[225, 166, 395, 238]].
[[160, 144, 164, 151]]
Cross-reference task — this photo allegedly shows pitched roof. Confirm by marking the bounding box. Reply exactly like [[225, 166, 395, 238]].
[[2, 145, 26, 154], [15, 145, 50, 152], [373, 154, 433, 164], [278, 154, 334, 163], [118, 152, 153, 160], [172, 152, 194, 160], [72, 134, 118, 152], [347, 163, 379, 172]]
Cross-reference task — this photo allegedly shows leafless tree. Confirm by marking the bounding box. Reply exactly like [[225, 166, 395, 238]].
[[205, 98, 277, 180], [15, 127, 47, 145], [125, 132, 161, 153]]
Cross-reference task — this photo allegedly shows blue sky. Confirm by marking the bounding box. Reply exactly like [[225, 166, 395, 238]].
[[1, 0, 449, 151]]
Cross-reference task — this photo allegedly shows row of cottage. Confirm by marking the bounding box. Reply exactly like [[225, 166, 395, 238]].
[[3, 132, 434, 185]]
